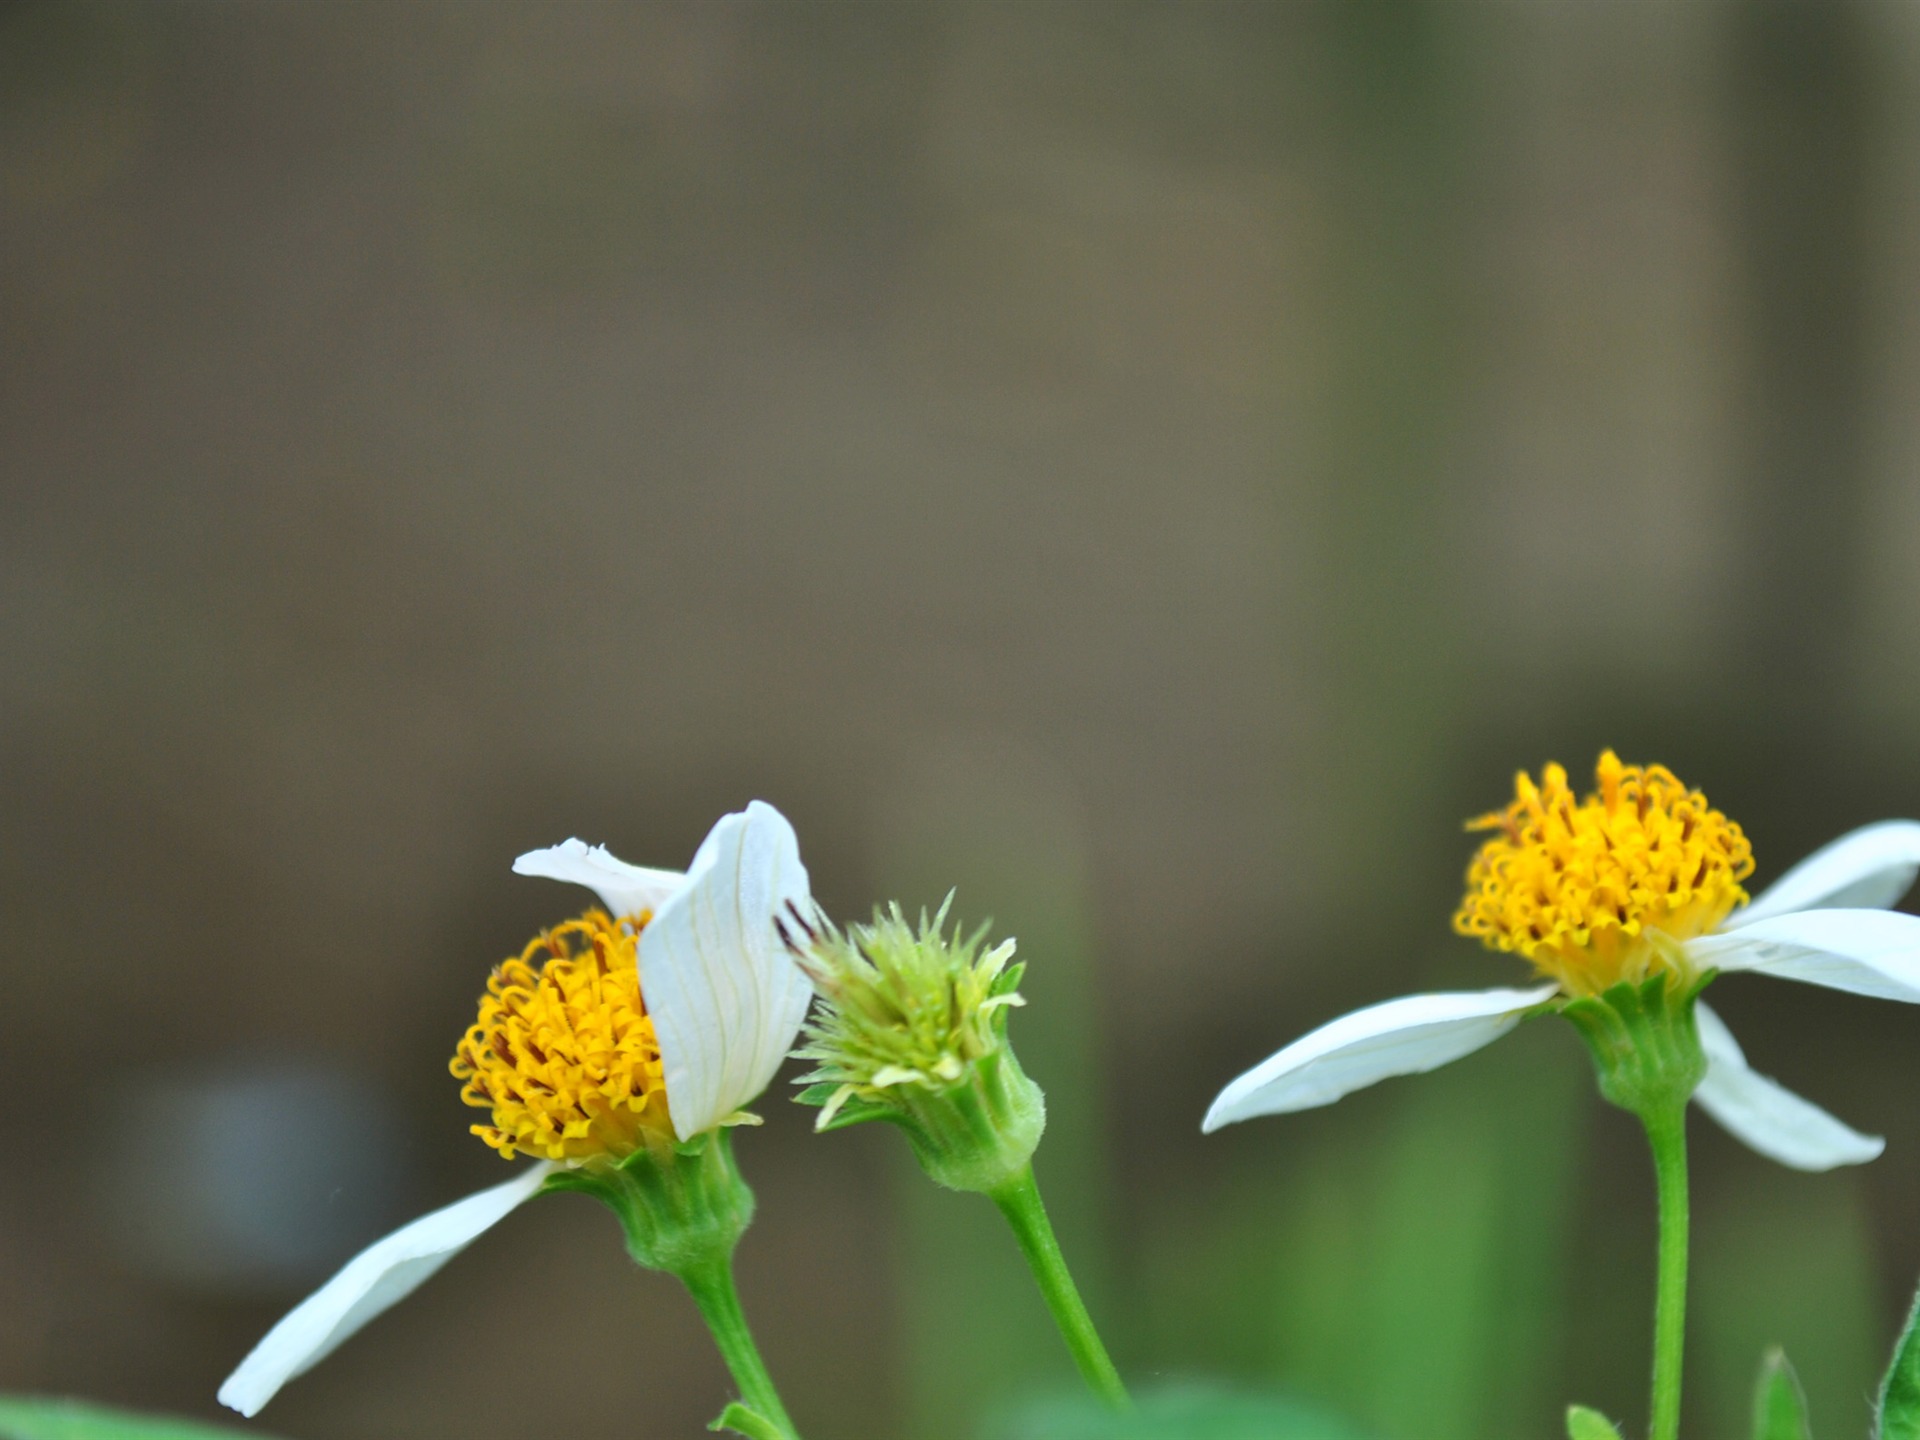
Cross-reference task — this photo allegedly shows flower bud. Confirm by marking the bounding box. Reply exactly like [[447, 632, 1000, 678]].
[[783, 897, 1044, 1194]]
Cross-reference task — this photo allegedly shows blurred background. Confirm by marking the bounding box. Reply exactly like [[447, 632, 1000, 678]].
[[5, 1, 1920, 1436]]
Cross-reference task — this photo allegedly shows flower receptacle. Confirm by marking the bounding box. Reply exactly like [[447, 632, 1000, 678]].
[[893, 1045, 1046, 1195], [546, 1129, 756, 1277], [1560, 972, 1711, 1120]]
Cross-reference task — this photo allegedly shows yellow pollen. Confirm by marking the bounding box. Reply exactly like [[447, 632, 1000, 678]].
[[450, 909, 672, 1164], [1451, 750, 1755, 995]]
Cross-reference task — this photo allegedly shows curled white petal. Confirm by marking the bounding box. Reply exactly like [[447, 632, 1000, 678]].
[[1690, 909, 1920, 1002], [217, 1162, 554, 1417], [1690, 1002, 1883, 1171], [512, 838, 685, 921], [1201, 985, 1557, 1134], [1731, 821, 1920, 927], [641, 801, 814, 1140]]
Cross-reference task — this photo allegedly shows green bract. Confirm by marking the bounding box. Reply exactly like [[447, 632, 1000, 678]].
[[787, 897, 1045, 1194], [1558, 971, 1712, 1121], [543, 1128, 756, 1276]]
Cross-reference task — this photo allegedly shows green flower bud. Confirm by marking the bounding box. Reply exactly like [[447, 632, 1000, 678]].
[[782, 896, 1044, 1194]]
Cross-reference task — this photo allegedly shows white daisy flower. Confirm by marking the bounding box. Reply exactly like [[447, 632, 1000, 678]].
[[219, 801, 811, 1417], [1205, 752, 1920, 1172]]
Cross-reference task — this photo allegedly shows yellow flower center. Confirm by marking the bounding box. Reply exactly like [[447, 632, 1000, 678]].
[[450, 909, 672, 1164], [1451, 750, 1755, 995]]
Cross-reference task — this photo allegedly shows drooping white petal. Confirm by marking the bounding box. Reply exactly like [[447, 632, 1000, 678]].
[[1730, 820, 1920, 927], [641, 801, 813, 1140], [1690, 1002, 1883, 1171], [1201, 985, 1557, 1134], [218, 1162, 553, 1417], [1689, 909, 1920, 1002], [512, 838, 685, 921]]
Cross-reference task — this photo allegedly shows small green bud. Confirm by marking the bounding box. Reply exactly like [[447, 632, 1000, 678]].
[[1753, 1348, 1811, 1440], [1566, 1405, 1626, 1440], [783, 895, 1045, 1194]]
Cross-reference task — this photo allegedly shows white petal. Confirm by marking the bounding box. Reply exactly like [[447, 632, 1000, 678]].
[[1689, 909, 1920, 1002], [512, 838, 685, 920], [640, 801, 814, 1140], [217, 1162, 553, 1417], [1730, 820, 1920, 927], [1200, 985, 1557, 1134], [1690, 1002, 1883, 1170]]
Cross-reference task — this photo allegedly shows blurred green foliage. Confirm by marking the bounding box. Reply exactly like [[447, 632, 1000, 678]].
[[1138, 1014, 1586, 1440], [1694, 1168, 1879, 1437], [0, 1398, 273, 1440], [983, 1383, 1370, 1440]]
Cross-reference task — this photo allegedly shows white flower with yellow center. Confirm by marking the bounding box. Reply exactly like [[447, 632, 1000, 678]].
[[219, 801, 811, 1418], [1204, 752, 1920, 1171]]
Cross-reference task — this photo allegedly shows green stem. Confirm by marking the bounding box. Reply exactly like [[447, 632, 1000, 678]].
[[989, 1163, 1130, 1409], [679, 1254, 802, 1440], [1642, 1101, 1691, 1440]]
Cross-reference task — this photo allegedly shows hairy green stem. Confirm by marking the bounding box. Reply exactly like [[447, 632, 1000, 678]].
[[680, 1254, 802, 1440], [1642, 1101, 1690, 1440], [989, 1163, 1130, 1409]]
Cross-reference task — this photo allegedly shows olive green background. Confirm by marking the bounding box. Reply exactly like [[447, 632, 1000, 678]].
[[6, 3, 1920, 1438]]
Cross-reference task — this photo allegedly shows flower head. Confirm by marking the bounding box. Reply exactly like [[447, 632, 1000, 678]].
[[1205, 754, 1920, 1175], [220, 801, 812, 1418], [513, 801, 813, 1141], [787, 897, 1043, 1194], [451, 910, 673, 1164], [1454, 751, 1754, 994], [788, 898, 1022, 1116]]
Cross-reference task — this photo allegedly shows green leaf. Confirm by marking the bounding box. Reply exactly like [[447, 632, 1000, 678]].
[[1565, 1405, 1625, 1440], [0, 1397, 282, 1440], [708, 1403, 786, 1440], [985, 1383, 1370, 1439], [1880, 1280, 1920, 1439], [1753, 1349, 1811, 1440]]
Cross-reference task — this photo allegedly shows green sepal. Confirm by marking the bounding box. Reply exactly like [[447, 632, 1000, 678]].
[[1565, 1404, 1626, 1440], [543, 1128, 755, 1277], [1559, 972, 1712, 1119], [709, 1402, 787, 1440], [674, 1129, 716, 1159], [0, 1397, 278, 1440], [793, 1084, 898, 1133], [1878, 1274, 1920, 1438], [1753, 1348, 1811, 1440]]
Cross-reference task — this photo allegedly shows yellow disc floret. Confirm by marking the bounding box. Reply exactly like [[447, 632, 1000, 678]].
[[451, 910, 672, 1164], [1452, 750, 1755, 995]]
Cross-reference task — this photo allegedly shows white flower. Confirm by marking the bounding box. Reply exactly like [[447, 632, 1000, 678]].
[[219, 800, 812, 1417], [1205, 787, 1920, 1173]]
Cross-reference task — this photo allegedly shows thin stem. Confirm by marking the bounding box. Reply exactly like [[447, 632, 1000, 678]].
[[1642, 1101, 1691, 1440], [679, 1254, 802, 1440], [988, 1163, 1130, 1410]]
